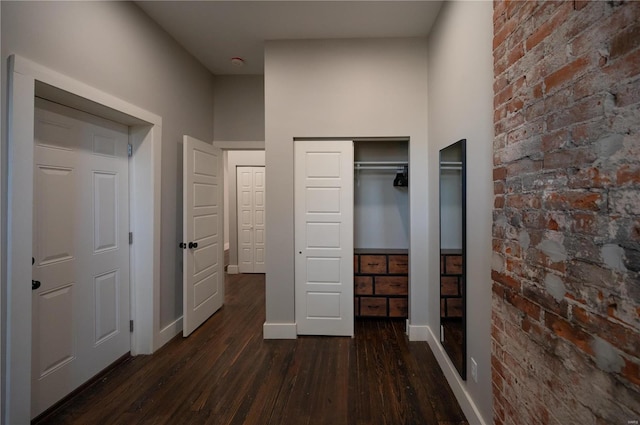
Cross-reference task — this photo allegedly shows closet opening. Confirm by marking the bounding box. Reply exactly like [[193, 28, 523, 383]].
[[353, 139, 410, 329]]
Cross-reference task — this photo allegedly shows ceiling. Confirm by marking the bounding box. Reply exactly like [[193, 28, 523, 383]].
[[135, 1, 443, 75]]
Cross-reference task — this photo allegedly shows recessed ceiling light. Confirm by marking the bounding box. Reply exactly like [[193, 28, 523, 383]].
[[230, 57, 245, 67]]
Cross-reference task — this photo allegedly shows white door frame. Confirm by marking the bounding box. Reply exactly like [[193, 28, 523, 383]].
[[4, 55, 162, 424]]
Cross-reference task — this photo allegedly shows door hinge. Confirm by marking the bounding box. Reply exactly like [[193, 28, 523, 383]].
[[129, 232, 133, 245], [130, 320, 134, 332], [127, 144, 133, 157]]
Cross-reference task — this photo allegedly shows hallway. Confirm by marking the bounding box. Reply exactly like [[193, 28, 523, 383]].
[[36, 273, 467, 425]]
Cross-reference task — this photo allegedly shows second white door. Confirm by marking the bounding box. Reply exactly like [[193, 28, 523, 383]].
[[183, 135, 224, 337], [294, 140, 354, 336], [237, 166, 266, 273]]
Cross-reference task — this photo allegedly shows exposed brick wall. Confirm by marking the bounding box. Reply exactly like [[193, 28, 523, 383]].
[[492, 1, 640, 424]]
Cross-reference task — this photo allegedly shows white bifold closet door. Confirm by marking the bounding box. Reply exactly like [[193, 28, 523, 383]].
[[294, 140, 354, 336], [31, 98, 130, 418], [237, 166, 266, 273]]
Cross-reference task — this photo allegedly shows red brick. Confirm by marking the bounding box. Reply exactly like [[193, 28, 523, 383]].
[[617, 164, 640, 186], [604, 48, 640, 81], [574, 1, 589, 11], [544, 56, 590, 92], [572, 306, 640, 357], [493, 15, 518, 50], [506, 159, 543, 176], [506, 42, 524, 68], [571, 212, 598, 235], [568, 167, 613, 189], [495, 195, 505, 209], [493, 166, 508, 181], [542, 147, 596, 170], [544, 191, 604, 211], [614, 78, 640, 107], [492, 270, 521, 292], [544, 312, 594, 355], [622, 357, 640, 386], [506, 193, 542, 209], [546, 95, 607, 131], [610, 22, 640, 59], [525, 2, 572, 51], [494, 85, 513, 109], [541, 129, 569, 152], [505, 290, 541, 320]]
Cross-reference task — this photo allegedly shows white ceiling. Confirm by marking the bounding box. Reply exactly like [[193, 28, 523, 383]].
[[135, 1, 443, 75]]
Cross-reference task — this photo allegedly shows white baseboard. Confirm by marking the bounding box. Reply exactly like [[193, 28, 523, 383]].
[[426, 327, 489, 425], [407, 324, 429, 341], [227, 265, 239, 274], [155, 316, 183, 351], [263, 322, 297, 339]]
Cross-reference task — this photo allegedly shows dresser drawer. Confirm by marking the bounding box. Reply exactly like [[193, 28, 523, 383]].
[[354, 254, 359, 274], [360, 297, 387, 316], [388, 255, 408, 274], [445, 255, 463, 275], [375, 276, 408, 295], [355, 276, 373, 295], [360, 255, 387, 274], [389, 298, 408, 318], [441, 276, 460, 296]]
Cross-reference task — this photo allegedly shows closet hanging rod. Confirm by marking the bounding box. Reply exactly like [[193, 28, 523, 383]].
[[355, 166, 406, 170], [354, 161, 408, 167], [440, 166, 462, 170], [440, 161, 463, 165]]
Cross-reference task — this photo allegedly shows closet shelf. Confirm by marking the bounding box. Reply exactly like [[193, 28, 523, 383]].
[[355, 161, 408, 171]]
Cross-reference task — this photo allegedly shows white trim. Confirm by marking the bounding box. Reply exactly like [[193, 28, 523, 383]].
[[5, 54, 162, 424], [263, 322, 297, 339], [213, 140, 265, 150], [407, 324, 429, 341], [426, 326, 488, 425], [226, 265, 239, 274], [224, 243, 230, 251], [157, 317, 183, 348]]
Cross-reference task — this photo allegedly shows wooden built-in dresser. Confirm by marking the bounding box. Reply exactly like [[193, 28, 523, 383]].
[[354, 249, 408, 319], [440, 250, 463, 318]]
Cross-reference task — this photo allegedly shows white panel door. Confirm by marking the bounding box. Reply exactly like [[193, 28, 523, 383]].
[[31, 98, 130, 418], [183, 135, 224, 337], [295, 140, 354, 336], [237, 166, 266, 273]]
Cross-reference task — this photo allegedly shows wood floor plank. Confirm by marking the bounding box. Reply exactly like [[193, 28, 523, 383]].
[[35, 273, 468, 425]]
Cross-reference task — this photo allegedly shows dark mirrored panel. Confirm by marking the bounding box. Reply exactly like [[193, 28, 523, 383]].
[[439, 139, 466, 379]]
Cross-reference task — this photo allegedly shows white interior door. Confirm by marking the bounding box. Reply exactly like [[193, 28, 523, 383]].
[[237, 166, 266, 273], [183, 135, 224, 337], [294, 140, 354, 336], [31, 98, 130, 418]]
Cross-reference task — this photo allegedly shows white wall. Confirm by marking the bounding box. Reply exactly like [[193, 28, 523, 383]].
[[264, 38, 429, 333], [427, 1, 494, 423], [213, 75, 265, 141], [354, 140, 409, 250], [1, 1, 214, 338]]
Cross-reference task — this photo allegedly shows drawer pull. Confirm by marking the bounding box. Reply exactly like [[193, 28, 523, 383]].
[[367, 262, 379, 266]]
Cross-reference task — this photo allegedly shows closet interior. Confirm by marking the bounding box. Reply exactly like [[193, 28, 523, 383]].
[[353, 139, 409, 319]]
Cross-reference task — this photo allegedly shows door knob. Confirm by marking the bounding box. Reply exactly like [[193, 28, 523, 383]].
[[32, 280, 41, 290], [189, 242, 198, 249], [179, 242, 187, 249]]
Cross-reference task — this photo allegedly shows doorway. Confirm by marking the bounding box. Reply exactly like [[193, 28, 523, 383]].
[[293, 138, 410, 337], [6, 55, 162, 425], [237, 166, 266, 273]]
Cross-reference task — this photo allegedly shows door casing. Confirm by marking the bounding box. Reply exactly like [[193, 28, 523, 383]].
[[4, 55, 162, 424]]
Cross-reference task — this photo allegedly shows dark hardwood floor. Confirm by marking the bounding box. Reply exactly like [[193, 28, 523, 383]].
[[35, 272, 468, 425]]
